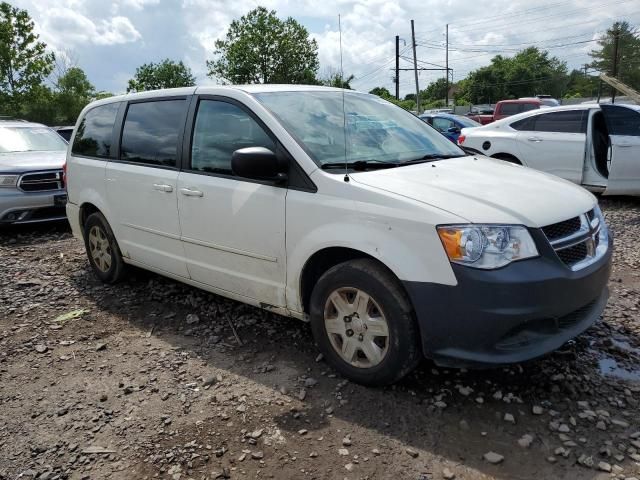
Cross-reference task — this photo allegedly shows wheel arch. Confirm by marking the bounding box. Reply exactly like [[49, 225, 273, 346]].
[[491, 152, 522, 165], [299, 247, 410, 317]]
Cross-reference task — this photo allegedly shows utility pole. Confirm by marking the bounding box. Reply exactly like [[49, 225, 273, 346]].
[[395, 35, 400, 100], [411, 20, 420, 114], [611, 29, 620, 102], [583, 64, 589, 77], [445, 24, 449, 107]]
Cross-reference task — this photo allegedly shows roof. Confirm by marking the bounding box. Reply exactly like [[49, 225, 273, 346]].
[[0, 120, 48, 128], [497, 98, 541, 104]]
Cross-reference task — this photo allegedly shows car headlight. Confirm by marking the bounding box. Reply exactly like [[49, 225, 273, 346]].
[[0, 175, 19, 187], [437, 224, 538, 269]]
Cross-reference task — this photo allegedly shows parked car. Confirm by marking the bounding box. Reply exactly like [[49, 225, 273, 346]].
[[419, 113, 481, 143], [458, 103, 640, 195], [53, 126, 74, 142], [66, 86, 612, 386], [0, 120, 68, 224], [467, 98, 542, 124]]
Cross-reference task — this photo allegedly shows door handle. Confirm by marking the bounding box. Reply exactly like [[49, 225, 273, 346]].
[[527, 137, 543, 142], [179, 187, 204, 197], [153, 183, 173, 192]]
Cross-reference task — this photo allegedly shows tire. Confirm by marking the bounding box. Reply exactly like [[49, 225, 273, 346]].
[[83, 212, 127, 283], [309, 259, 421, 386]]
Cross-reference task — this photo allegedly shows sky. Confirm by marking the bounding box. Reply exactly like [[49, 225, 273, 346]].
[[13, 0, 640, 97]]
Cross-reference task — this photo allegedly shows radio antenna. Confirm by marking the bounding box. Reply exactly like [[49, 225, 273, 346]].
[[339, 14, 349, 182]]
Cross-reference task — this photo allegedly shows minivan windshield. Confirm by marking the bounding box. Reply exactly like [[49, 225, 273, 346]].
[[0, 126, 68, 153], [254, 91, 465, 167]]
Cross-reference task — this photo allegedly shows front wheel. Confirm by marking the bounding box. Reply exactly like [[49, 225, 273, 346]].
[[83, 212, 127, 284], [309, 259, 421, 386]]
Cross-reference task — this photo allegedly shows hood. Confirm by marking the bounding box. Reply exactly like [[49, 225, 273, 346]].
[[350, 156, 595, 227], [0, 150, 66, 173]]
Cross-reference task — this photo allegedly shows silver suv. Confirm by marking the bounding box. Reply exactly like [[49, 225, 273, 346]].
[[0, 120, 68, 224]]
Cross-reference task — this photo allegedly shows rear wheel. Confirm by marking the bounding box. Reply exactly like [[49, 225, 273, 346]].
[[309, 259, 421, 386], [83, 212, 127, 283]]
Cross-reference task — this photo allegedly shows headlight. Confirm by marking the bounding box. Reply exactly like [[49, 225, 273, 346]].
[[0, 175, 19, 187], [437, 224, 539, 269]]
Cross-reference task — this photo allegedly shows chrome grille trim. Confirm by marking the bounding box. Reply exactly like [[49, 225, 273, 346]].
[[17, 170, 64, 192], [542, 208, 608, 271]]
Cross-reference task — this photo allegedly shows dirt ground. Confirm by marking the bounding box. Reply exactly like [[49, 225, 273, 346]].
[[1, 197, 639, 480]]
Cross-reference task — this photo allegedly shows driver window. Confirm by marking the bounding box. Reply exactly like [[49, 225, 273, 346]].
[[432, 117, 454, 132], [191, 100, 275, 175]]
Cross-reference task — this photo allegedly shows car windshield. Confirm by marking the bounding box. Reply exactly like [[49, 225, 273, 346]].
[[0, 126, 68, 153], [254, 91, 464, 167]]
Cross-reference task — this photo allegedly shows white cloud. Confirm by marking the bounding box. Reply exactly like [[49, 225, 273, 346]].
[[12, 0, 640, 95], [40, 8, 141, 48]]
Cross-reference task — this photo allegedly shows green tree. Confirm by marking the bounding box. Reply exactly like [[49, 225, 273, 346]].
[[421, 78, 448, 103], [0, 2, 55, 115], [563, 69, 599, 98], [320, 69, 354, 89], [55, 67, 95, 124], [369, 86, 392, 97], [457, 47, 568, 104], [208, 7, 319, 84], [127, 59, 196, 93], [590, 21, 640, 91]]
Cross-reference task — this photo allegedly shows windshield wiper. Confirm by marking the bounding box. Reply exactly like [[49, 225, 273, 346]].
[[399, 153, 465, 166], [321, 160, 398, 171]]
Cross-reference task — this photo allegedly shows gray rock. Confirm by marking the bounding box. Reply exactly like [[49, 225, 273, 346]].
[[442, 468, 456, 479], [251, 451, 264, 460], [406, 447, 419, 458], [597, 461, 612, 472], [483, 452, 504, 464], [34, 344, 48, 353], [517, 434, 534, 448]]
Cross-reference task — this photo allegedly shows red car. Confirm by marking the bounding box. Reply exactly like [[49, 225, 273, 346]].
[[467, 99, 542, 124]]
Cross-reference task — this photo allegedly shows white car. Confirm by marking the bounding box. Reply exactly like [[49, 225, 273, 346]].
[[65, 86, 612, 386], [459, 103, 640, 196]]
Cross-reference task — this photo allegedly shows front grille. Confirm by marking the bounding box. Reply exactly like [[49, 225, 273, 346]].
[[18, 170, 64, 192], [542, 216, 581, 241], [542, 209, 600, 270], [557, 242, 588, 267]]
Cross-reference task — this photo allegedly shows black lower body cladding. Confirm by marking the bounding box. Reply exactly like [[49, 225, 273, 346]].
[[404, 236, 613, 368]]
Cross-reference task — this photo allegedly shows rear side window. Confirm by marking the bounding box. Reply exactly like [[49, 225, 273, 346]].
[[72, 103, 120, 158], [533, 111, 586, 133], [120, 100, 187, 168], [190, 100, 275, 175], [603, 106, 640, 136], [511, 110, 586, 133]]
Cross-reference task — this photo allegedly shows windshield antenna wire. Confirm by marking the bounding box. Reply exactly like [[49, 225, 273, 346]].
[[339, 14, 349, 183]]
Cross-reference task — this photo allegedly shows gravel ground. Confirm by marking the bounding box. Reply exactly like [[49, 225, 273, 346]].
[[1, 197, 639, 480]]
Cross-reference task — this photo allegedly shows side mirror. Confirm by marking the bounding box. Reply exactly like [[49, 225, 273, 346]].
[[231, 147, 288, 183], [447, 126, 461, 134]]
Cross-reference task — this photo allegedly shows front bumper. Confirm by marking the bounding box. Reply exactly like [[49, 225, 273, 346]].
[[0, 188, 68, 224], [404, 232, 613, 367]]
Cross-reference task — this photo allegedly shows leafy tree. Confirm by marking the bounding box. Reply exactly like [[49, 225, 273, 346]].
[[319, 69, 354, 89], [127, 59, 196, 93], [55, 67, 95, 124], [590, 21, 640, 91], [208, 7, 319, 84], [421, 78, 448, 103], [456, 47, 568, 104], [563, 69, 599, 98], [0, 2, 55, 115], [369, 87, 391, 97], [368, 86, 415, 110], [19, 84, 56, 124]]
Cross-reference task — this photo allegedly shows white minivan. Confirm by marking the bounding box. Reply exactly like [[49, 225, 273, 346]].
[[66, 85, 612, 386]]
